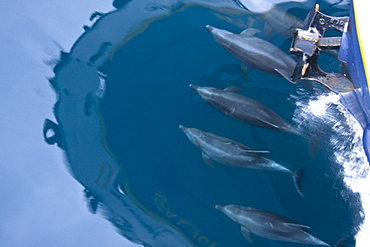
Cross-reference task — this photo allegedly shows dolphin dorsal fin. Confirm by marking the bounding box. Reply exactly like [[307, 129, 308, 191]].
[[240, 28, 261, 37], [224, 86, 242, 93], [274, 68, 295, 83], [284, 222, 311, 229], [237, 144, 270, 155], [246, 150, 270, 154], [241, 226, 252, 242]]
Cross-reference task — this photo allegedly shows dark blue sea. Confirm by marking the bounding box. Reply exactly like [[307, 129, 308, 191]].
[[42, 0, 366, 246]]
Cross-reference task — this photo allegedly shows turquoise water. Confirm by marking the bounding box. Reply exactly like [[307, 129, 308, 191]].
[[47, 1, 362, 246]]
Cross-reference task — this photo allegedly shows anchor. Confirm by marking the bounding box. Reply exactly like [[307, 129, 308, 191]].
[[290, 4, 354, 93]]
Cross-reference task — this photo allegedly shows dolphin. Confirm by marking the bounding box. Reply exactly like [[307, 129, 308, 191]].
[[215, 205, 333, 246], [190, 84, 301, 135], [206, 25, 296, 82], [236, 0, 309, 14], [179, 125, 305, 196], [261, 5, 305, 39]]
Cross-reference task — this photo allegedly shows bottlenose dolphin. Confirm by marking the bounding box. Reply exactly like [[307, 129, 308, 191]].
[[237, 1, 311, 39], [179, 125, 305, 196], [261, 5, 305, 39], [190, 84, 301, 135], [215, 205, 332, 246], [236, 0, 308, 14], [262, 6, 340, 58], [206, 25, 296, 82]]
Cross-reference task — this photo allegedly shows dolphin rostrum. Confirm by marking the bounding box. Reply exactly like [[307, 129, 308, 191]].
[[190, 84, 301, 135], [179, 125, 305, 196], [215, 205, 333, 246], [206, 25, 296, 82]]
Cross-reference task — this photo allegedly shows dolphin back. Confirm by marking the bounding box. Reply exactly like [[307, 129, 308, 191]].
[[217, 205, 331, 246], [193, 85, 299, 134], [206, 25, 296, 78]]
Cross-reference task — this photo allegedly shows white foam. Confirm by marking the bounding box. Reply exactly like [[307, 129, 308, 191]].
[[292, 90, 370, 245]]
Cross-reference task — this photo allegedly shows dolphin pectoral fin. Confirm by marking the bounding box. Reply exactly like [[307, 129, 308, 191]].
[[334, 237, 348, 247], [274, 68, 295, 83], [224, 86, 243, 93], [263, 23, 273, 40], [292, 167, 307, 197], [264, 24, 273, 40], [240, 28, 261, 37], [241, 226, 252, 242], [241, 63, 251, 81], [202, 152, 214, 168]]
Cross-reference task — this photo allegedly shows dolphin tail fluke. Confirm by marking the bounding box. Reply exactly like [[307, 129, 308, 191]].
[[292, 167, 307, 197]]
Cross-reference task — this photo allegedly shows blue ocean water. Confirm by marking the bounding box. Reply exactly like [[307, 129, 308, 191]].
[[47, 1, 364, 246]]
